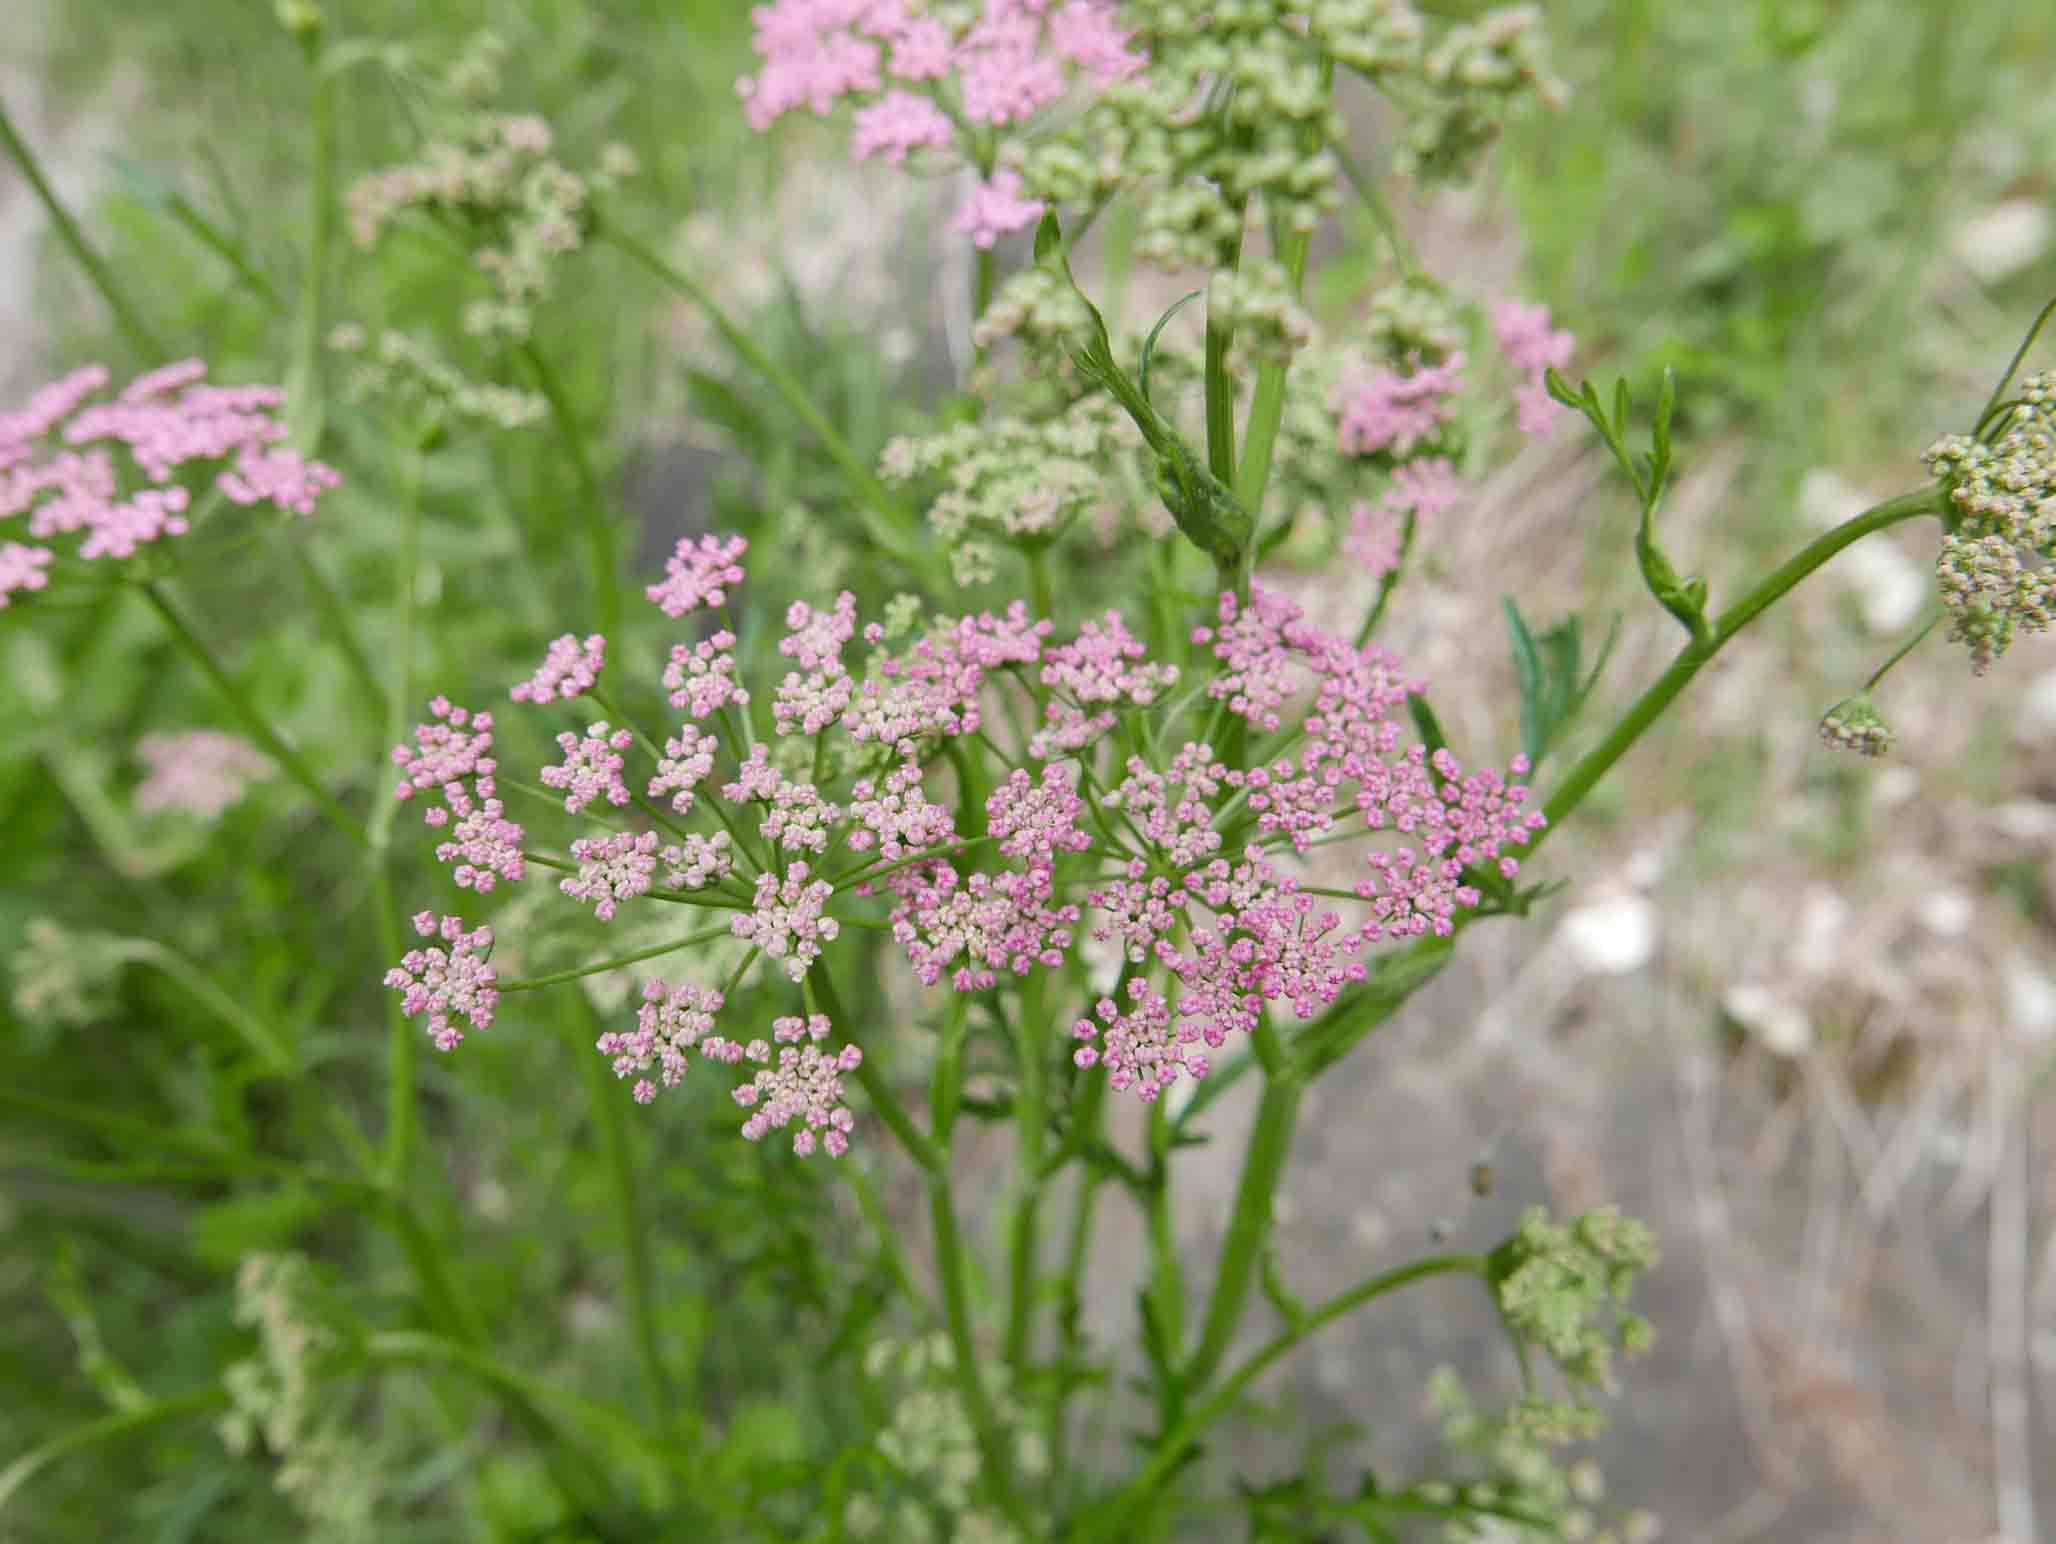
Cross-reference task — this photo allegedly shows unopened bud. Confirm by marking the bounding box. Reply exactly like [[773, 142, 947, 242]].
[[1819, 694, 1893, 757]]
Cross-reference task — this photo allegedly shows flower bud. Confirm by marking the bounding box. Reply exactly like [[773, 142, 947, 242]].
[[274, 0, 323, 43], [1818, 694, 1893, 757]]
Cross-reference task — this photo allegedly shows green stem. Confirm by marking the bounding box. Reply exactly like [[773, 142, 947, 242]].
[[283, 541, 386, 735], [1977, 292, 2056, 433], [0, 1386, 229, 1514], [1234, 58, 1329, 519], [374, 864, 417, 1188], [1332, 135, 1417, 279], [931, 1145, 1032, 1529], [1864, 605, 1943, 692], [1182, 1020, 1299, 1390], [1046, 1066, 1107, 1490], [289, 26, 334, 450], [1143, 1100, 1185, 1419], [1203, 206, 1249, 492], [374, 445, 426, 1189], [1290, 491, 1946, 1088], [523, 341, 622, 640], [572, 995, 676, 1427], [114, 939, 296, 1074], [1002, 972, 1049, 1375], [1089, 1255, 1488, 1539], [0, 101, 167, 359], [166, 191, 283, 311], [497, 924, 735, 993], [1539, 489, 1939, 835], [1027, 545, 1054, 624], [598, 223, 942, 589], [139, 580, 366, 845], [814, 968, 944, 1174], [1354, 510, 1418, 648]]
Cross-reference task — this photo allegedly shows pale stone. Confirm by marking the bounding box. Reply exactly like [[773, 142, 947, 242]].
[[1557, 890, 1657, 975]]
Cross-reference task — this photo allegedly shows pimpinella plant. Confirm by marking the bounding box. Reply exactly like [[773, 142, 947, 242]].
[[5, 1, 2055, 1540]]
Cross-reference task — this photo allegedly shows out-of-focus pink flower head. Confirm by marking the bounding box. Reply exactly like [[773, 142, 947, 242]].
[[0, 360, 338, 606]]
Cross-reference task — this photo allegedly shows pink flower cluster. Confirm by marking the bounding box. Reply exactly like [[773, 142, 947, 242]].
[[133, 730, 275, 819], [647, 533, 748, 618], [731, 1012, 862, 1157], [599, 979, 725, 1105], [510, 633, 606, 703], [0, 361, 338, 605], [1333, 352, 1467, 459], [384, 911, 499, 1051], [1491, 298, 1576, 439], [386, 532, 1543, 1150], [737, 0, 1146, 248], [391, 697, 527, 893], [1345, 457, 1465, 579]]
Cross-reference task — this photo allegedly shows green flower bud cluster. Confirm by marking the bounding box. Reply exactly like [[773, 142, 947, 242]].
[[1017, 2, 1560, 290], [1818, 693, 1893, 757], [1398, 5, 1566, 185], [842, 1335, 1044, 1544], [1209, 258, 1319, 366], [881, 396, 1139, 585], [1424, 1371, 1661, 1541], [219, 1253, 380, 1543], [328, 325, 546, 432], [8, 917, 128, 1031], [1926, 372, 2056, 673], [1490, 1205, 1658, 1401], [344, 34, 635, 347], [1363, 275, 1470, 361]]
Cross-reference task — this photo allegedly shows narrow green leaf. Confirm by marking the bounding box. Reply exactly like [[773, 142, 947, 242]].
[[1503, 598, 1545, 767], [1034, 210, 1063, 264], [1140, 290, 1203, 408]]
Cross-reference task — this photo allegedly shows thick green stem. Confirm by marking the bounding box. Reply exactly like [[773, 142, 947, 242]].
[[573, 995, 676, 1427], [0, 101, 167, 359], [1087, 1255, 1487, 1538], [374, 446, 426, 1189], [1539, 489, 1939, 835], [930, 1155, 1032, 1529], [1002, 973, 1049, 1375], [1232, 236, 1310, 518], [1202, 207, 1249, 494], [1143, 1099, 1186, 1425], [1234, 59, 1329, 519], [1182, 1020, 1300, 1390], [598, 223, 942, 588], [814, 968, 945, 1173], [1046, 1067, 1107, 1490], [139, 580, 365, 845], [523, 342, 622, 639], [1291, 490, 1945, 1087], [288, 31, 335, 449]]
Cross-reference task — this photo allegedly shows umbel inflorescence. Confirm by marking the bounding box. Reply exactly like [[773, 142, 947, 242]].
[[1924, 369, 2056, 673], [386, 534, 1541, 1154], [0, 361, 340, 606]]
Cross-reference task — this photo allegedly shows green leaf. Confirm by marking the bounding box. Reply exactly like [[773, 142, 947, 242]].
[[1140, 290, 1203, 408], [1034, 210, 1064, 264], [189, 1183, 329, 1270]]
